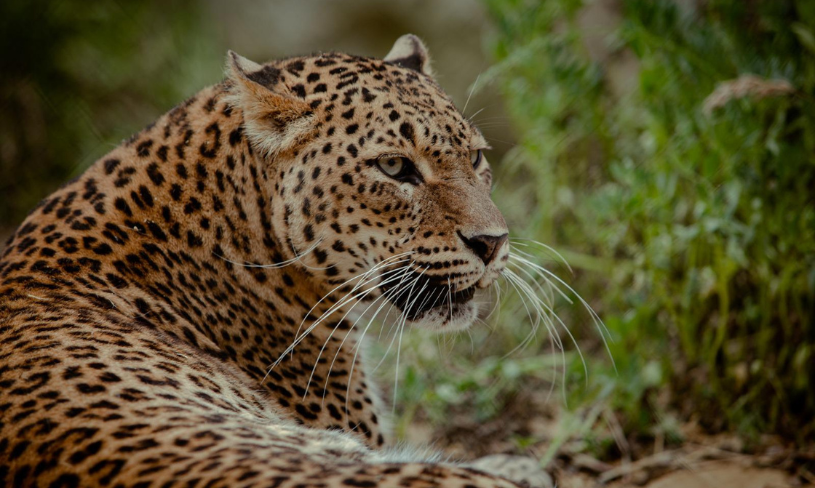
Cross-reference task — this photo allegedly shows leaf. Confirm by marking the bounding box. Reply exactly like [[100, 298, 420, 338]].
[[792, 23, 815, 55]]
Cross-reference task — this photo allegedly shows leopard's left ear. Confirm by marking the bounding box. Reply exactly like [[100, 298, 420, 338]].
[[226, 51, 315, 158], [384, 34, 434, 77]]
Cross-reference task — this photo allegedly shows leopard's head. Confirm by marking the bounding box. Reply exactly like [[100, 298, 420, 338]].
[[227, 35, 508, 332]]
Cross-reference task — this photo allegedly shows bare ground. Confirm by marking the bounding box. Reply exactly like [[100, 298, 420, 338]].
[[405, 384, 815, 487]]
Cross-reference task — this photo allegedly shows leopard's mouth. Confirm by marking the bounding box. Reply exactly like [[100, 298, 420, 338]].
[[381, 273, 477, 321]]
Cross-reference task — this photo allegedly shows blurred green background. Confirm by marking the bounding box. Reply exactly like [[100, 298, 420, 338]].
[[1, 0, 813, 466]]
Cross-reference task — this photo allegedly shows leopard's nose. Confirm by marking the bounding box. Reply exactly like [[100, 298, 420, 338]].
[[458, 232, 508, 266]]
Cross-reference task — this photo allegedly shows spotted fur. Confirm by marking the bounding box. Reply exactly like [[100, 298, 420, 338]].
[[0, 35, 526, 487]]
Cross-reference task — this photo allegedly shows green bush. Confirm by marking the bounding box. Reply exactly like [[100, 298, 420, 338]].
[[0, 0, 219, 229], [484, 0, 815, 443]]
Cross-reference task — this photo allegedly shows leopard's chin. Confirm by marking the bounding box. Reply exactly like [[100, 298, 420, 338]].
[[407, 299, 481, 333]]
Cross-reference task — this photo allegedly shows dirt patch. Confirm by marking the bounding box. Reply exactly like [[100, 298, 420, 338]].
[[635, 461, 792, 488], [406, 380, 814, 486]]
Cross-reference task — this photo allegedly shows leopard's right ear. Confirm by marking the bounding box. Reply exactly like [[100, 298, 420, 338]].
[[226, 51, 315, 158], [384, 34, 434, 78]]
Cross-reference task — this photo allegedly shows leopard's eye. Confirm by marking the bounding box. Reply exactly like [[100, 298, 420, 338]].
[[377, 156, 405, 177], [471, 149, 483, 169], [374, 155, 422, 185]]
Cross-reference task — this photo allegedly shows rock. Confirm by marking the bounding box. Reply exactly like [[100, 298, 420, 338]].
[[469, 454, 554, 488]]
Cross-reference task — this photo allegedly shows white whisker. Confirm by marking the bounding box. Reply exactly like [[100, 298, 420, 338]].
[[303, 264, 419, 397], [342, 275, 412, 412], [372, 267, 428, 373], [447, 277, 453, 322], [508, 251, 614, 369], [462, 73, 482, 117], [319, 264, 415, 401], [213, 237, 323, 270], [266, 252, 415, 382], [467, 106, 487, 122], [505, 266, 586, 383]]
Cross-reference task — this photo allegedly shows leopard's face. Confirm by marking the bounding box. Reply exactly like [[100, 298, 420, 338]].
[[230, 36, 508, 332]]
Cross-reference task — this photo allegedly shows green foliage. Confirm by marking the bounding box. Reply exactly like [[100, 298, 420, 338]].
[[484, 0, 815, 443], [375, 330, 568, 440], [0, 0, 220, 228]]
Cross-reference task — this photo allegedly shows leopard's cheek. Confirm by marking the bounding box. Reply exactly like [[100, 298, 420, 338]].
[[333, 179, 414, 264]]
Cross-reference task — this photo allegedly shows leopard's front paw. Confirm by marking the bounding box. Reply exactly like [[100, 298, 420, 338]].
[[468, 454, 553, 488]]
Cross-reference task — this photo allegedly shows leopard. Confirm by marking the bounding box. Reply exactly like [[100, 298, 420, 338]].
[[0, 35, 548, 488]]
